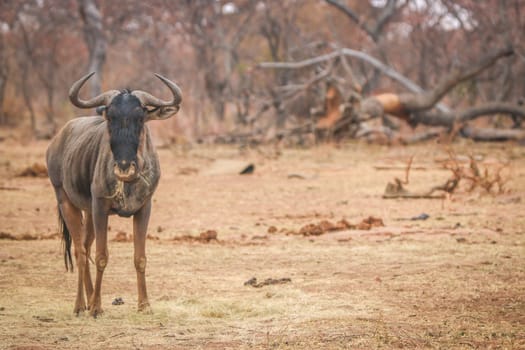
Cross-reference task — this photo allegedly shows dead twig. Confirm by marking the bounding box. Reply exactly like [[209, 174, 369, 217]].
[[384, 156, 444, 199], [0, 186, 22, 191], [244, 277, 292, 288]]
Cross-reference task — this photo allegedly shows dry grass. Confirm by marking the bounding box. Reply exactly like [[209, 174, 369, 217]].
[[0, 138, 524, 349]]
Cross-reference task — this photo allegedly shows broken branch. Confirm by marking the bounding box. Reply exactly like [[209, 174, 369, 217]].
[[258, 47, 450, 112]]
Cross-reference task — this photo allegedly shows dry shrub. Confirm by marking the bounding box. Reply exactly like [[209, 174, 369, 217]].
[[442, 150, 510, 195], [384, 151, 511, 199]]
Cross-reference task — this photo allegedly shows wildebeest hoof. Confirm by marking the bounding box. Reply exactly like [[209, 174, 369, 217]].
[[90, 307, 104, 318], [74, 305, 86, 316], [138, 303, 152, 314]]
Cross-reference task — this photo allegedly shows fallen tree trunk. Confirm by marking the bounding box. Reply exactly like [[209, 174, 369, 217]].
[[411, 102, 525, 128], [258, 44, 522, 143], [460, 126, 525, 142], [334, 45, 522, 139]]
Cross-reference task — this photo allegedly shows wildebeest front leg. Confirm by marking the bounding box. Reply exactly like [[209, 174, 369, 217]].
[[84, 212, 95, 303], [54, 188, 87, 315], [89, 199, 110, 317], [133, 200, 152, 313]]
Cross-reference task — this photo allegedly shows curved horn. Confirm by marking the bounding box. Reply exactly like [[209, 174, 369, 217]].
[[69, 72, 119, 109], [132, 73, 182, 108]]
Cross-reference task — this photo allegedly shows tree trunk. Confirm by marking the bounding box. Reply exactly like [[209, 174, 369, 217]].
[[21, 66, 36, 133], [78, 0, 106, 96], [412, 102, 525, 128], [0, 62, 7, 125], [0, 34, 7, 125], [17, 23, 37, 132]]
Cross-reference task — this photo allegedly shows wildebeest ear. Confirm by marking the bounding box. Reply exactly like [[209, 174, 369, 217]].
[[96, 106, 106, 116], [146, 106, 179, 121]]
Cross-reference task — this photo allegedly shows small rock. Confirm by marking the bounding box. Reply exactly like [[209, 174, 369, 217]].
[[239, 164, 255, 175], [112, 297, 124, 305], [411, 213, 429, 221], [244, 277, 257, 286]]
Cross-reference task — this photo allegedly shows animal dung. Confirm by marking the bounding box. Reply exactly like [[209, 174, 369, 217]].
[[112, 297, 124, 305]]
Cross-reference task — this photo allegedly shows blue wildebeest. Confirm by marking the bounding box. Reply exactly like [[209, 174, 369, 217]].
[[46, 72, 181, 317]]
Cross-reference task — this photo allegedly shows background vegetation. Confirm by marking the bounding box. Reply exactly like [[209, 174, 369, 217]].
[[0, 0, 523, 142]]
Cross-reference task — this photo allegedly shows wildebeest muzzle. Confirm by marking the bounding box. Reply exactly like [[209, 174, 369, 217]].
[[113, 159, 137, 182]]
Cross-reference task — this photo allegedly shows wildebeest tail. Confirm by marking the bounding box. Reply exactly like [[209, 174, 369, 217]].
[[58, 209, 74, 272]]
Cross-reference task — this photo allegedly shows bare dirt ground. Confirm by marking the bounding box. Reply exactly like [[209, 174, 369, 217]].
[[0, 137, 524, 349]]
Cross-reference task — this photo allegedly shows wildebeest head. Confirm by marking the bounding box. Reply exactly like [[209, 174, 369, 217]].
[[69, 72, 182, 181]]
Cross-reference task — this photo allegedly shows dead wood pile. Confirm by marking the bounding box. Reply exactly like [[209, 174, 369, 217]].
[[251, 45, 525, 145]]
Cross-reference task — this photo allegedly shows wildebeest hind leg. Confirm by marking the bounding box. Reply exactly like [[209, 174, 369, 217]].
[[55, 188, 88, 315]]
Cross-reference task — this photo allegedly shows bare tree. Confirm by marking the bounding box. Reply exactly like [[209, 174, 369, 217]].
[[324, 0, 404, 43], [0, 0, 25, 126], [78, 0, 106, 96], [169, 1, 257, 122], [0, 32, 9, 125]]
